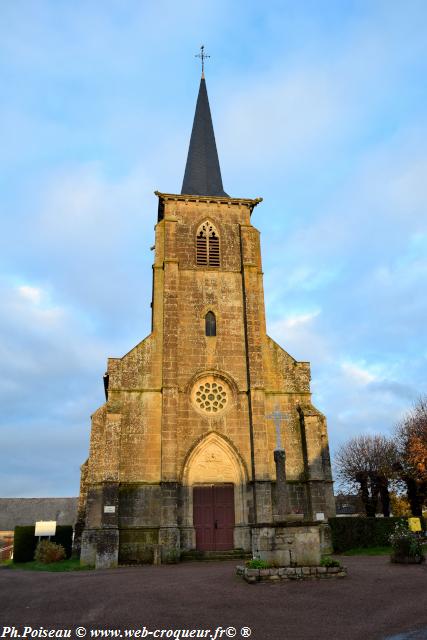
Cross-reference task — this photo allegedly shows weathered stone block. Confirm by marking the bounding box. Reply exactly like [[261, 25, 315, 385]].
[[246, 569, 259, 578], [95, 529, 119, 569], [118, 528, 158, 564], [80, 530, 97, 566], [294, 528, 321, 566]]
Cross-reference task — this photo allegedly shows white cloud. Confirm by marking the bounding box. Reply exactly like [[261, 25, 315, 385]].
[[0, 277, 111, 386], [17, 285, 43, 305], [277, 309, 321, 329], [340, 361, 378, 386], [2, 163, 157, 339], [268, 308, 329, 365]]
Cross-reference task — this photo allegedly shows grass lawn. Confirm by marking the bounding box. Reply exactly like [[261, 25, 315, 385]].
[[338, 542, 427, 557], [338, 546, 393, 556], [0, 558, 93, 571]]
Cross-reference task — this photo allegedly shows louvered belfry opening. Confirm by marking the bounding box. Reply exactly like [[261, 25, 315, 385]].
[[196, 228, 208, 265], [196, 221, 220, 267], [209, 232, 220, 266]]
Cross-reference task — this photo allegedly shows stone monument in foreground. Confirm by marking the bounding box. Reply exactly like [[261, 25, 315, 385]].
[[77, 57, 335, 569]]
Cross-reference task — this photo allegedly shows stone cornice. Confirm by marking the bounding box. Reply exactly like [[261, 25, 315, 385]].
[[155, 191, 263, 213]]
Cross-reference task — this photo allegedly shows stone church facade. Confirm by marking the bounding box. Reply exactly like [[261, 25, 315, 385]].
[[79, 72, 335, 568]]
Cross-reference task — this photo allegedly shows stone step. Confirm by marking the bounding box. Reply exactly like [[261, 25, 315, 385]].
[[181, 549, 251, 562]]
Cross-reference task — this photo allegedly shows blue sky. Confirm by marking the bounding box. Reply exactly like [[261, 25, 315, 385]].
[[1, 1, 426, 497]]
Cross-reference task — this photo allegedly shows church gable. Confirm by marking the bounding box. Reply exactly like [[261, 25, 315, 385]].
[[107, 333, 160, 392], [264, 335, 311, 393], [86, 405, 108, 484]]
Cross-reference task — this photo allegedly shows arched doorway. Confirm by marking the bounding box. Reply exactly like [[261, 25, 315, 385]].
[[181, 432, 248, 551]]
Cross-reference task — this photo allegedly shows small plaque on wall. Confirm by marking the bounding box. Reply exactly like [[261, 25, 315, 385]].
[[316, 512, 325, 521], [104, 505, 115, 514]]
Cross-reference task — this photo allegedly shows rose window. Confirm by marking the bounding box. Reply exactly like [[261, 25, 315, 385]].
[[194, 380, 228, 414]]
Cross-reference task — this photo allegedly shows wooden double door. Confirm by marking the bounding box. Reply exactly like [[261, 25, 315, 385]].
[[193, 485, 235, 551]]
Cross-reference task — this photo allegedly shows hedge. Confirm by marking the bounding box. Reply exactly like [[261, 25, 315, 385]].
[[13, 525, 73, 563], [328, 517, 426, 553], [13, 527, 36, 563], [52, 526, 73, 558]]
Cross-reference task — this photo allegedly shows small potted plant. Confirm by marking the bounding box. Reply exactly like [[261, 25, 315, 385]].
[[389, 521, 425, 564]]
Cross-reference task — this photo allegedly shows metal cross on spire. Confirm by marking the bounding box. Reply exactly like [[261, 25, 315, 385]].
[[195, 45, 210, 78], [266, 406, 290, 451]]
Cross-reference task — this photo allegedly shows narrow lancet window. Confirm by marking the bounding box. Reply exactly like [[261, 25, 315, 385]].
[[205, 311, 216, 336], [196, 221, 220, 267]]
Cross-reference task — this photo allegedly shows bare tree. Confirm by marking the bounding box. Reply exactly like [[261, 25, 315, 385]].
[[394, 397, 427, 517], [335, 434, 398, 517]]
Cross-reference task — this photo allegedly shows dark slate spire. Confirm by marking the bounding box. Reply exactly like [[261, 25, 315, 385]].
[[181, 76, 229, 197]]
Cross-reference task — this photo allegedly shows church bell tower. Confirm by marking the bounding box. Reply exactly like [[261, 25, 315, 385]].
[[78, 61, 335, 569]]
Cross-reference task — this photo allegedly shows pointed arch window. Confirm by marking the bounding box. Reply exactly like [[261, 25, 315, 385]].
[[205, 311, 216, 336], [196, 221, 220, 267]]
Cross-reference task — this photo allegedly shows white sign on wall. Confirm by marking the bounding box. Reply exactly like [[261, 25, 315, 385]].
[[104, 506, 116, 514], [35, 521, 57, 536], [315, 512, 325, 521]]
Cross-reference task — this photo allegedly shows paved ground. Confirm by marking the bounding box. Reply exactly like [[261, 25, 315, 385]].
[[1, 557, 426, 640]]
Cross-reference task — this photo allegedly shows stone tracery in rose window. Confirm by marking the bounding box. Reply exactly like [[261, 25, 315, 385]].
[[192, 378, 229, 415]]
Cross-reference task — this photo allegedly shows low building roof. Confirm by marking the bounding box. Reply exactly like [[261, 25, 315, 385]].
[[0, 498, 78, 530]]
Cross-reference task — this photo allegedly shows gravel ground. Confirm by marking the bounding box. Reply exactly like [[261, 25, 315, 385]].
[[1, 556, 426, 640]]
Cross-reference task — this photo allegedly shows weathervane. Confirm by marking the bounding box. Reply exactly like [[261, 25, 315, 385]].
[[195, 45, 210, 78]]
